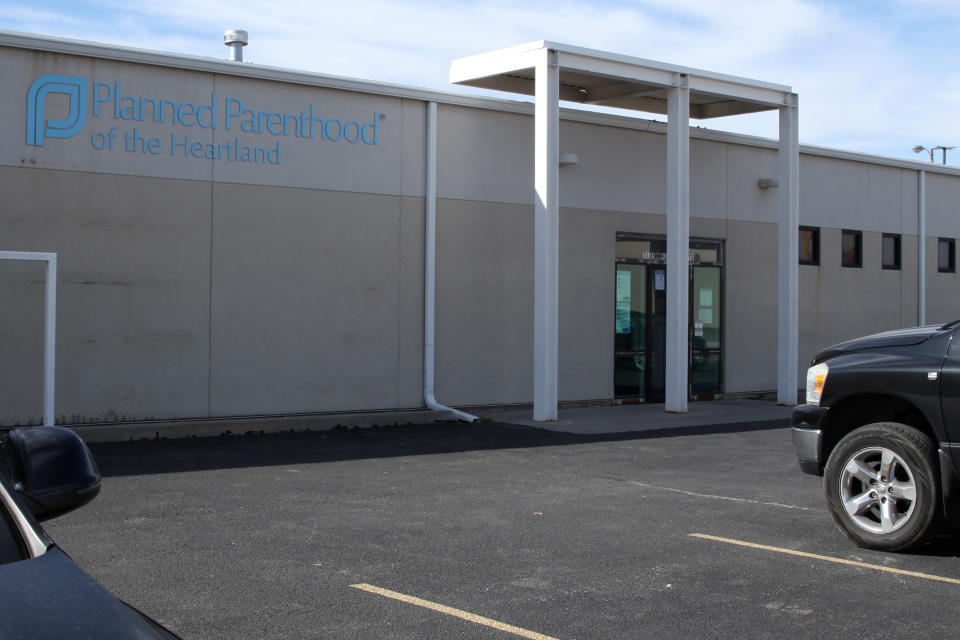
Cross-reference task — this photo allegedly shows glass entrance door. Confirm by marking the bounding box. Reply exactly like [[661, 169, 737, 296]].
[[614, 264, 647, 399], [613, 264, 667, 401], [648, 266, 667, 402], [690, 266, 722, 398], [614, 235, 723, 402]]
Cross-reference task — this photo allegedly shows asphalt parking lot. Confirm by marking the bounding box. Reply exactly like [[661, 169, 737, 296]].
[[45, 418, 960, 639]]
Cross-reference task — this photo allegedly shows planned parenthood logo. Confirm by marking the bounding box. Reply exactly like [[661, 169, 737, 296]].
[[26, 74, 88, 146]]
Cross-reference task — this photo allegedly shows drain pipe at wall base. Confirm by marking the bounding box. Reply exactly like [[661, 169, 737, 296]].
[[424, 101, 479, 423]]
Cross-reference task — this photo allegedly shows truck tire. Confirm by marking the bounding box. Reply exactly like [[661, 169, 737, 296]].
[[823, 422, 940, 551]]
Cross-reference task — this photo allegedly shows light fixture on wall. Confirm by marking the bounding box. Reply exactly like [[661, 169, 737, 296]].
[[559, 152, 579, 167], [758, 178, 779, 189]]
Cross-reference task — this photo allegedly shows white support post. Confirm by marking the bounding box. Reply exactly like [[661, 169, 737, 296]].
[[918, 170, 926, 325], [0, 251, 57, 426], [777, 95, 800, 406], [665, 76, 690, 414], [533, 49, 560, 421]]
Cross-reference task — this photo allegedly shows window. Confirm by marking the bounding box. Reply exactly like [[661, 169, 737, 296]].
[[799, 227, 819, 265], [882, 234, 901, 270], [841, 230, 862, 268], [939, 238, 956, 273]]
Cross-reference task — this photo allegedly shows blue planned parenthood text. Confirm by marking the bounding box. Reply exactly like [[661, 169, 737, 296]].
[[27, 74, 385, 167]]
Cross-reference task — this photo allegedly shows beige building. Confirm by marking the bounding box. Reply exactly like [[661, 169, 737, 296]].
[[2, 31, 958, 426]]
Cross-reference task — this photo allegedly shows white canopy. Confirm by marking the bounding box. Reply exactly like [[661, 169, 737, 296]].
[[451, 41, 799, 418]]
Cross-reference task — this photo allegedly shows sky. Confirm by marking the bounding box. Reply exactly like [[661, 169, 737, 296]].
[[2, 0, 959, 164]]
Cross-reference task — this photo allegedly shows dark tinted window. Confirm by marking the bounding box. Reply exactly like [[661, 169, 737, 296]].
[[799, 227, 819, 265], [939, 238, 956, 273], [882, 234, 901, 270], [842, 230, 862, 268]]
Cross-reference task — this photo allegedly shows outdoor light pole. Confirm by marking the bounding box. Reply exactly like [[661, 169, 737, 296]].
[[913, 145, 956, 164]]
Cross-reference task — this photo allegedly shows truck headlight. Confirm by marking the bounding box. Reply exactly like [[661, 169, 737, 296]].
[[806, 362, 829, 405]]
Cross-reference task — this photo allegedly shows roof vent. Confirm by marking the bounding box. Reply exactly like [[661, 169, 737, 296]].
[[224, 29, 249, 62]]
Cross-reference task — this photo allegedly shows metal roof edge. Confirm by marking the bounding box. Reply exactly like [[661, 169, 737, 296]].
[[795, 144, 960, 175], [2, 29, 954, 177]]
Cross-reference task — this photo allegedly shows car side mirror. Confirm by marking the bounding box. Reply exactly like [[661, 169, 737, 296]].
[[3, 427, 101, 522]]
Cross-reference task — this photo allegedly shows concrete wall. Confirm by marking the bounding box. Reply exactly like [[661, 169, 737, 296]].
[[209, 185, 425, 416], [0, 258, 45, 425], [0, 44, 428, 423], [724, 220, 778, 392], [0, 46, 421, 196], [0, 167, 212, 424], [0, 166, 427, 423], [3, 41, 960, 424]]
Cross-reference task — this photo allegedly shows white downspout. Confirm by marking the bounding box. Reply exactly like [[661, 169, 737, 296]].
[[424, 101, 478, 423]]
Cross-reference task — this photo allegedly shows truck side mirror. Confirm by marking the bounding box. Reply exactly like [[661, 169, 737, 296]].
[[3, 427, 101, 522]]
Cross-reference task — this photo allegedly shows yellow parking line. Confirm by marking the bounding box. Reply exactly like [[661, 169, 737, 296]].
[[690, 533, 960, 585], [351, 583, 561, 640]]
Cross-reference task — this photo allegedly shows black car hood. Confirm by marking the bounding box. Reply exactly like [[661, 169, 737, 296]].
[[0, 547, 176, 639], [814, 325, 945, 363]]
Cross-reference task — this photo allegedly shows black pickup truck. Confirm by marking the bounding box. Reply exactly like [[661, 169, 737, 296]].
[[792, 320, 960, 551]]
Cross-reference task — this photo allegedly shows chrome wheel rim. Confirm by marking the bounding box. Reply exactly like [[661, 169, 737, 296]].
[[838, 446, 917, 534]]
